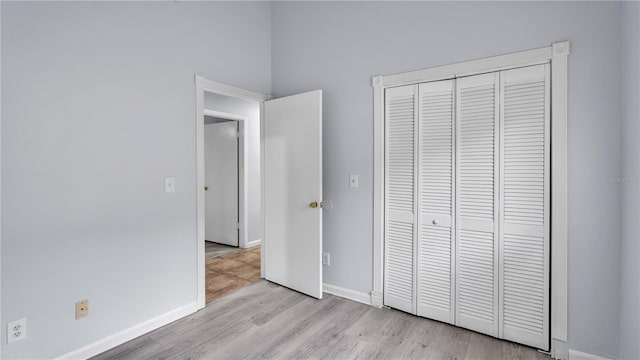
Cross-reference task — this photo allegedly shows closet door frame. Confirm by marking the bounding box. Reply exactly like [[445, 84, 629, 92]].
[[372, 42, 569, 358]]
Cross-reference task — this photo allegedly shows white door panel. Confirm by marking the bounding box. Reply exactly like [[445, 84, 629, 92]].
[[417, 80, 455, 324], [264, 90, 323, 299], [499, 64, 550, 350], [384, 84, 417, 314], [204, 121, 239, 247], [455, 72, 499, 337]]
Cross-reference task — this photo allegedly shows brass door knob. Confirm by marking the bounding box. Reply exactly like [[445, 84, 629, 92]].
[[309, 201, 319, 208]]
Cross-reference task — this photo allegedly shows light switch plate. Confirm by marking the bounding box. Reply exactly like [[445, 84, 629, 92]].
[[349, 174, 359, 188], [165, 177, 175, 193]]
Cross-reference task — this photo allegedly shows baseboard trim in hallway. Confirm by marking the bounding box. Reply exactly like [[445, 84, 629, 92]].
[[245, 238, 261, 248], [322, 283, 372, 306]]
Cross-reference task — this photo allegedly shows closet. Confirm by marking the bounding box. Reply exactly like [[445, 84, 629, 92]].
[[383, 64, 549, 350]]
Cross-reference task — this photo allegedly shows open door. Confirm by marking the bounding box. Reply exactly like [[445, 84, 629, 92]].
[[264, 90, 323, 299], [204, 121, 239, 247]]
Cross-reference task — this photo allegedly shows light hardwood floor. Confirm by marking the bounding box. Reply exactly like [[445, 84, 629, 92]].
[[93, 280, 550, 360]]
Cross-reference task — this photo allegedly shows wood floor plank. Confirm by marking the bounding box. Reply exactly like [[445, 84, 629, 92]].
[[275, 297, 372, 359], [203, 294, 331, 359], [145, 280, 277, 344], [150, 286, 297, 359], [424, 323, 472, 359], [322, 334, 373, 360], [98, 282, 285, 360], [386, 316, 446, 359], [247, 296, 351, 359], [91, 333, 163, 360], [93, 281, 552, 360], [501, 337, 550, 360]]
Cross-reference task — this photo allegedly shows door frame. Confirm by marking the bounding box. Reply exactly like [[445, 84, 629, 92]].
[[195, 75, 268, 309], [372, 42, 570, 358], [203, 109, 247, 249]]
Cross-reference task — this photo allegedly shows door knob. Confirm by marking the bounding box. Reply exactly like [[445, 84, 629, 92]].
[[204, 186, 208, 191], [432, 219, 439, 225], [309, 201, 321, 209]]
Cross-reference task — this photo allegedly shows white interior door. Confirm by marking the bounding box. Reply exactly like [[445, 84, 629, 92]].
[[263, 90, 323, 299], [204, 121, 239, 247]]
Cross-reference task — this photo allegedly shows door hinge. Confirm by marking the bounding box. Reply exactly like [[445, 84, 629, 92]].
[[236, 222, 240, 229]]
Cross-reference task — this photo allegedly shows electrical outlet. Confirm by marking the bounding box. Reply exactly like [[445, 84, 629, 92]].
[[322, 252, 331, 266], [76, 300, 89, 319], [7, 318, 26, 344]]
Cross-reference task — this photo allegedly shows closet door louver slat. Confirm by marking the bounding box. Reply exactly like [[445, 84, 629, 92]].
[[499, 64, 550, 350], [455, 73, 499, 337], [384, 85, 417, 314], [417, 80, 455, 324]]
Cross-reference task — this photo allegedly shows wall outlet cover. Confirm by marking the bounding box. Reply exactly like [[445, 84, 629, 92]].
[[7, 318, 26, 344], [76, 299, 89, 319]]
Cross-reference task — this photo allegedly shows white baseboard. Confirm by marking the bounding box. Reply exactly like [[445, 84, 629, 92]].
[[244, 238, 261, 248], [322, 283, 372, 306], [370, 291, 383, 308], [552, 338, 569, 360], [569, 349, 610, 360], [55, 302, 200, 360]]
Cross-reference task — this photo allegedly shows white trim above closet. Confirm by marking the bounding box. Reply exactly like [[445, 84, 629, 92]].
[[372, 42, 569, 358]]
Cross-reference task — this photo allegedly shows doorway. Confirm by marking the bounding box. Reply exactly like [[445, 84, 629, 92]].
[[204, 114, 240, 248], [195, 75, 324, 309], [201, 96, 262, 304]]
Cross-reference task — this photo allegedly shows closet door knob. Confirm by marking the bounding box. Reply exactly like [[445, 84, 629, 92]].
[[432, 219, 439, 225]]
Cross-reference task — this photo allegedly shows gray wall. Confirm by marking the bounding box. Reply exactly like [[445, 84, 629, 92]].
[[1, 2, 270, 359], [204, 92, 262, 244], [271, 2, 622, 358], [1, 1, 634, 359], [621, 1, 640, 359]]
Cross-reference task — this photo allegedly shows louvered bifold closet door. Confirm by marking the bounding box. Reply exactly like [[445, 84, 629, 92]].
[[499, 64, 550, 350], [417, 80, 455, 324], [384, 85, 418, 314], [455, 73, 500, 337]]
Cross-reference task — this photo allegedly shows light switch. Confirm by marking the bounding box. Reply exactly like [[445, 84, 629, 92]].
[[349, 174, 359, 188], [165, 177, 175, 193]]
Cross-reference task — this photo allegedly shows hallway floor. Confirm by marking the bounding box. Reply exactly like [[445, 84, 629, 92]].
[[205, 241, 241, 259], [205, 245, 261, 302]]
